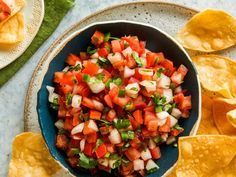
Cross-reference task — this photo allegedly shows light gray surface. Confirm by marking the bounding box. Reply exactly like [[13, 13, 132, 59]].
[[0, 0, 235, 176]]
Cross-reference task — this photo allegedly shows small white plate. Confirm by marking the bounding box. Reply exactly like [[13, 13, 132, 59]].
[[0, 0, 44, 69]]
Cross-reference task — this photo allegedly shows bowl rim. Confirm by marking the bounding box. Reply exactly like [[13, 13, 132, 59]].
[[37, 20, 202, 177]]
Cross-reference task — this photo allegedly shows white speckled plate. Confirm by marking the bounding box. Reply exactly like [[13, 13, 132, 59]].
[[0, 0, 44, 69]]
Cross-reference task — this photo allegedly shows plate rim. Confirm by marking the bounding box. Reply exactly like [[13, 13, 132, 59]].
[[0, 0, 45, 69]]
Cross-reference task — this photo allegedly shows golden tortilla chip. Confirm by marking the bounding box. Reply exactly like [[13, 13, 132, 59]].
[[169, 135, 236, 177], [197, 92, 219, 135], [0, 12, 24, 44], [192, 55, 236, 98], [212, 98, 236, 135], [177, 9, 236, 52], [8, 132, 61, 177], [0, 0, 25, 27], [227, 109, 236, 128]]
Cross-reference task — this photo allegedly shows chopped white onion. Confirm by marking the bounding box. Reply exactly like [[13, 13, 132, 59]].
[[92, 99, 104, 111], [109, 83, 117, 90], [88, 120, 98, 132], [161, 133, 168, 141], [133, 159, 144, 171], [108, 128, 121, 144], [122, 46, 133, 57], [156, 111, 169, 120], [54, 120, 64, 130], [89, 58, 98, 64], [157, 73, 171, 88], [171, 108, 182, 119], [46, 86, 59, 103], [139, 80, 156, 92], [71, 95, 82, 108], [174, 86, 182, 94], [125, 82, 140, 98], [98, 158, 109, 167], [141, 49, 150, 58], [109, 159, 117, 169], [80, 139, 85, 151], [157, 118, 167, 126], [71, 122, 84, 135], [90, 52, 99, 59], [166, 136, 176, 145], [162, 89, 173, 103], [169, 115, 178, 127], [124, 66, 135, 78], [107, 52, 123, 65], [141, 149, 152, 161], [62, 66, 70, 72], [148, 139, 156, 149], [146, 160, 159, 171], [87, 78, 105, 93], [139, 68, 154, 76]]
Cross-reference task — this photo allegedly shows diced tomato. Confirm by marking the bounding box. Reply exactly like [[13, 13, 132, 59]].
[[146, 52, 159, 67], [104, 94, 114, 108], [90, 110, 101, 120], [105, 143, 116, 153], [99, 126, 112, 135], [141, 75, 153, 81], [128, 115, 140, 130], [134, 68, 142, 80], [64, 118, 73, 131], [177, 64, 188, 78], [83, 121, 96, 135], [125, 147, 141, 161], [72, 116, 80, 126], [133, 110, 143, 124], [80, 52, 89, 60], [76, 83, 90, 97], [69, 139, 80, 148], [179, 96, 192, 110], [81, 97, 95, 109], [181, 109, 190, 118], [160, 59, 176, 76], [174, 92, 185, 104], [122, 36, 143, 54], [98, 47, 109, 57], [141, 89, 155, 97], [60, 71, 75, 85], [171, 71, 183, 85], [86, 132, 98, 143], [125, 55, 136, 68], [159, 117, 171, 132], [129, 137, 141, 148], [113, 60, 125, 70], [56, 134, 68, 150], [133, 96, 147, 109], [102, 69, 111, 83], [120, 162, 133, 176], [111, 40, 122, 53], [66, 53, 80, 66], [83, 143, 95, 156], [108, 87, 119, 99], [58, 106, 67, 118], [143, 105, 154, 112], [147, 119, 158, 131], [82, 62, 99, 76], [128, 77, 139, 84], [170, 128, 184, 136], [116, 141, 125, 147], [106, 109, 116, 122], [68, 157, 78, 167], [139, 41, 146, 54], [54, 72, 64, 83], [150, 147, 161, 159], [91, 30, 104, 46], [141, 128, 159, 137], [113, 96, 131, 108], [144, 111, 156, 125]]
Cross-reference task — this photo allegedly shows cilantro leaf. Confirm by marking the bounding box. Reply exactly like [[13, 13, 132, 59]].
[[132, 53, 144, 67], [78, 153, 98, 169]]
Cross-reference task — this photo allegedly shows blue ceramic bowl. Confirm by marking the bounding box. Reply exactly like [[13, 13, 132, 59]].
[[37, 20, 201, 177]]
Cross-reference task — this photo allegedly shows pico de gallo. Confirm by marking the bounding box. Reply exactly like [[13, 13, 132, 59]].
[[47, 30, 192, 176]]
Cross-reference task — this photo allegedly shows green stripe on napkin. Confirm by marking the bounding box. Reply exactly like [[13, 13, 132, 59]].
[[0, 0, 75, 87]]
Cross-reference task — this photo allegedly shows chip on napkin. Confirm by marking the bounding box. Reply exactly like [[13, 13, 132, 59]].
[[177, 9, 236, 52], [168, 135, 236, 177], [8, 132, 61, 177], [192, 55, 236, 98]]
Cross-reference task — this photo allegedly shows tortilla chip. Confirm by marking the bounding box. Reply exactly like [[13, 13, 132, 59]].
[[227, 109, 236, 128], [177, 9, 236, 52], [0, 0, 25, 28], [169, 135, 236, 177], [192, 55, 236, 98], [0, 12, 24, 44], [8, 132, 61, 177], [197, 92, 219, 135], [212, 98, 236, 135]]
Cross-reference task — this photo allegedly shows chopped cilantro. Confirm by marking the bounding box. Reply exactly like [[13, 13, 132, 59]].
[[78, 152, 98, 169], [50, 97, 59, 110], [114, 119, 131, 129], [132, 53, 144, 67], [97, 57, 111, 68], [156, 68, 165, 78], [87, 46, 97, 55], [65, 93, 72, 106], [96, 73, 105, 81], [82, 74, 90, 82], [71, 148, 81, 155], [118, 90, 125, 97]]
